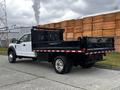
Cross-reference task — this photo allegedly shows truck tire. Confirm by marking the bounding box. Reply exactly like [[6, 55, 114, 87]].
[[80, 62, 95, 69], [53, 56, 72, 74], [8, 51, 16, 63]]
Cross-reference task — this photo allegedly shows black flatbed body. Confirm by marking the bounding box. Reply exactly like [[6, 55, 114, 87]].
[[31, 27, 114, 53]]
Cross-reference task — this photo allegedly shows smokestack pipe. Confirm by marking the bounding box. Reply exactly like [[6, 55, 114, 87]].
[[32, 0, 41, 25]]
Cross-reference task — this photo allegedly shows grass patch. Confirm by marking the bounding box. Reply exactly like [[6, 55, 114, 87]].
[[0, 48, 7, 55], [97, 52, 120, 67]]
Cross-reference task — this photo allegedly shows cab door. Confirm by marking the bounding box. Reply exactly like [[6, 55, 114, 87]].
[[15, 34, 28, 56], [22, 34, 36, 57], [15, 34, 35, 57]]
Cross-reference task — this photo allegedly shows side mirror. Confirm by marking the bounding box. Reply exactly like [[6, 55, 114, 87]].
[[17, 40, 21, 44], [11, 38, 18, 43]]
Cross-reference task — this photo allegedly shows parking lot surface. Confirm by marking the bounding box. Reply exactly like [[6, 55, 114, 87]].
[[0, 55, 120, 90]]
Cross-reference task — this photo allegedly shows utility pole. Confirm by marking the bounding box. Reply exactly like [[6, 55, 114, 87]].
[[0, 0, 8, 47], [0, 0, 7, 28]]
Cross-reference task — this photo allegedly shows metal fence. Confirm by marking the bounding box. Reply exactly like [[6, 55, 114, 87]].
[[0, 26, 31, 48]]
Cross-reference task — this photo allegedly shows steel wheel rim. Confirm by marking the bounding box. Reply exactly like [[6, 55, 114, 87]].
[[55, 58, 64, 72], [8, 53, 13, 62]]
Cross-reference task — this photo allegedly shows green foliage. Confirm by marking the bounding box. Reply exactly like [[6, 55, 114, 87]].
[[97, 52, 120, 67], [0, 48, 7, 55]]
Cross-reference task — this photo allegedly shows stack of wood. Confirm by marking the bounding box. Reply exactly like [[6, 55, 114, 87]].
[[92, 15, 103, 36], [83, 17, 92, 36], [39, 11, 120, 52], [64, 20, 75, 40], [74, 19, 83, 39], [115, 12, 120, 52], [102, 13, 115, 36]]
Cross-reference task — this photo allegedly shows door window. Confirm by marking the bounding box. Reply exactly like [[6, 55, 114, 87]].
[[19, 34, 31, 43], [27, 34, 31, 42]]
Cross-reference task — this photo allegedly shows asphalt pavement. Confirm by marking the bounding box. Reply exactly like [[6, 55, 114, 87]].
[[0, 55, 120, 90]]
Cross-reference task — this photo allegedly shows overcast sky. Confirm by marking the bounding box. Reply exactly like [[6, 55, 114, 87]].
[[6, 0, 120, 26]]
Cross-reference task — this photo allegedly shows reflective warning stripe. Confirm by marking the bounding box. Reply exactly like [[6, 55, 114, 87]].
[[34, 49, 84, 53], [77, 50, 82, 53], [71, 50, 76, 53], [33, 49, 114, 54], [61, 50, 65, 52]]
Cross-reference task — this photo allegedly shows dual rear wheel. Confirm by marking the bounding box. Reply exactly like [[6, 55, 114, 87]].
[[53, 55, 95, 74], [53, 56, 73, 74]]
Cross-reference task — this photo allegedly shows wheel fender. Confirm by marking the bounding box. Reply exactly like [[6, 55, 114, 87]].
[[8, 46, 16, 56]]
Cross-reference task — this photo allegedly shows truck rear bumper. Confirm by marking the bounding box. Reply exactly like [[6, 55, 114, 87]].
[[85, 50, 114, 55]]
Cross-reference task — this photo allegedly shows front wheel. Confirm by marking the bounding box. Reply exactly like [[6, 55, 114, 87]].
[[53, 56, 72, 74], [8, 51, 16, 63]]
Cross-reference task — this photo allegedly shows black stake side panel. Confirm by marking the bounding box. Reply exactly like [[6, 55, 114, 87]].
[[31, 27, 82, 50]]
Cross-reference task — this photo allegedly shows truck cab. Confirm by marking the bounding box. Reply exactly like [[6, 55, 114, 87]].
[[8, 33, 36, 63]]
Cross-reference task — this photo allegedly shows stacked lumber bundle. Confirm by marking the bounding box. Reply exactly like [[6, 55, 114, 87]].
[[115, 37, 120, 52], [115, 12, 120, 52], [65, 20, 75, 40], [74, 19, 83, 39], [102, 13, 115, 36], [92, 15, 103, 36], [83, 17, 92, 36], [116, 12, 120, 37]]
